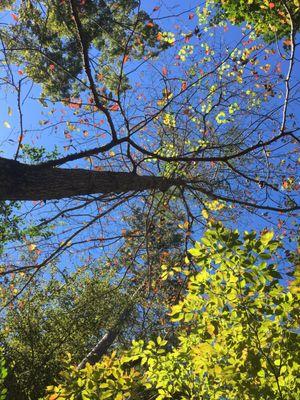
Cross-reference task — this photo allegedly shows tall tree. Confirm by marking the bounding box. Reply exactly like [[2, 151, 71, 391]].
[[0, 1, 299, 390]]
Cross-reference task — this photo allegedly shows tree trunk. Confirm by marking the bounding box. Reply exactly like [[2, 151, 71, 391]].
[[77, 282, 144, 369], [77, 307, 128, 369], [0, 157, 176, 201]]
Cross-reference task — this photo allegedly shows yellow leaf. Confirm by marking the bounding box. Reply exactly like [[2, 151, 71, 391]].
[[163, 113, 176, 128], [261, 230, 274, 245], [214, 365, 222, 375], [202, 209, 209, 219], [207, 323, 215, 336], [28, 243, 36, 252], [183, 220, 189, 229]]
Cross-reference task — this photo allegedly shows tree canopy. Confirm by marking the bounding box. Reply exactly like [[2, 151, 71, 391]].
[[0, 0, 299, 399]]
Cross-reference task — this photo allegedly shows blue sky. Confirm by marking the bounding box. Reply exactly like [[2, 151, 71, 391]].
[[0, 0, 299, 278]]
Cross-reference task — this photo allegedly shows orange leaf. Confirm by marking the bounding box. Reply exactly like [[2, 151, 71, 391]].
[[11, 13, 19, 22], [69, 97, 82, 109], [282, 180, 289, 189], [181, 81, 187, 91], [283, 39, 292, 46]]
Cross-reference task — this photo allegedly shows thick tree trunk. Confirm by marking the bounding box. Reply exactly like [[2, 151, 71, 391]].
[[0, 157, 176, 200]]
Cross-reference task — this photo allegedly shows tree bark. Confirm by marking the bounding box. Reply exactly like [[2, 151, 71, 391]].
[[77, 307, 128, 370], [78, 282, 145, 369], [0, 157, 177, 201]]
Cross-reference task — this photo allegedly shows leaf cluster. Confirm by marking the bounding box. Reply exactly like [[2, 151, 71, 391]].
[[44, 225, 299, 399], [210, 0, 300, 42]]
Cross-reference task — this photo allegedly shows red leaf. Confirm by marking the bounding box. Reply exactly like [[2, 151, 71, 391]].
[[147, 21, 154, 28], [153, 6, 160, 11], [269, 2, 275, 8], [64, 131, 72, 139], [162, 67, 168, 76], [188, 13, 194, 20], [282, 181, 288, 189], [275, 62, 281, 73], [17, 70, 23, 75], [49, 64, 55, 71], [184, 35, 191, 43], [109, 103, 120, 111]]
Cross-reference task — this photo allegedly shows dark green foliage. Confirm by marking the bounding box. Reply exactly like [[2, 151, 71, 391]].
[[0, 268, 130, 399], [0, 201, 22, 256], [1, 0, 169, 98], [210, 0, 300, 42]]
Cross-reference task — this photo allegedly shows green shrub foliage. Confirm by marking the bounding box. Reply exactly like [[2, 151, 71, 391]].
[[45, 225, 299, 400]]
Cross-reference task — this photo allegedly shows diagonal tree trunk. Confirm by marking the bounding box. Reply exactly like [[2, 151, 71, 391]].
[[0, 157, 178, 201], [77, 306, 129, 370], [77, 281, 145, 369]]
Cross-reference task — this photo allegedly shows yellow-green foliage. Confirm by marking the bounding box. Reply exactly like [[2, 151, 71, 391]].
[[0, 352, 7, 400], [45, 225, 299, 400]]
